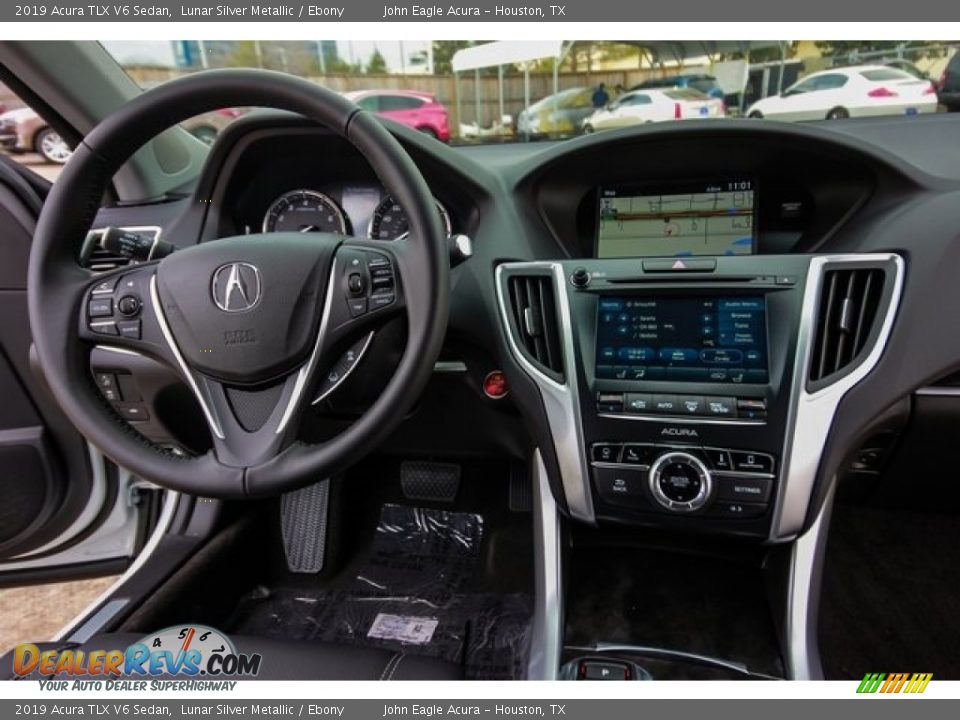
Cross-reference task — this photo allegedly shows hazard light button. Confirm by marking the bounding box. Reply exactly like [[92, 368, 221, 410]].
[[642, 258, 717, 273]]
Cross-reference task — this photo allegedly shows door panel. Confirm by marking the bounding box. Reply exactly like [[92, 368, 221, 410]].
[[0, 154, 138, 575]]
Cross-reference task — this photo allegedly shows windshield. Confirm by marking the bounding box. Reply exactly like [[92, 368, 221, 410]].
[[100, 40, 957, 145]]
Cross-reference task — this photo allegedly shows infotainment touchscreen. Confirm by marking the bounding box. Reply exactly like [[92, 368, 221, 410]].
[[595, 296, 769, 384], [597, 179, 755, 258]]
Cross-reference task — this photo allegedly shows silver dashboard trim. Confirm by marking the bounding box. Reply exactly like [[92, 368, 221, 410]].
[[527, 449, 563, 680], [495, 262, 595, 523], [915, 386, 960, 396], [771, 253, 904, 539], [276, 258, 340, 433], [784, 481, 835, 679], [565, 643, 755, 677], [598, 412, 765, 426], [149, 274, 225, 440]]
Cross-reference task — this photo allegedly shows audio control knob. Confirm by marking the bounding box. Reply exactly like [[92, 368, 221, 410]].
[[648, 451, 712, 512], [570, 267, 590, 288]]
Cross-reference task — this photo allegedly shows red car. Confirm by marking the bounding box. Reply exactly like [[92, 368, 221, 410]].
[[345, 89, 450, 141]]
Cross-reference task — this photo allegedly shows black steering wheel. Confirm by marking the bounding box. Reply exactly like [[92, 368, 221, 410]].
[[28, 69, 450, 497]]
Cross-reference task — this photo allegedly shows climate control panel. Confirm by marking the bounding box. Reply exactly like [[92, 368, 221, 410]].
[[590, 442, 776, 522]]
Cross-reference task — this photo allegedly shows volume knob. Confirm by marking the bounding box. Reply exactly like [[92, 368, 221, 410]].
[[571, 267, 590, 288]]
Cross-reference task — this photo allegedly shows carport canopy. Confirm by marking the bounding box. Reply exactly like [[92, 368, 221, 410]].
[[449, 40, 789, 132]]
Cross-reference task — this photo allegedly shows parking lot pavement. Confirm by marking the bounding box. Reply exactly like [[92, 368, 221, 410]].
[[0, 575, 119, 655], [5, 152, 63, 182]]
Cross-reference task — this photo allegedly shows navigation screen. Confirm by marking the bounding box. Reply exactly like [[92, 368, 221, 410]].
[[597, 180, 755, 258], [595, 296, 769, 384]]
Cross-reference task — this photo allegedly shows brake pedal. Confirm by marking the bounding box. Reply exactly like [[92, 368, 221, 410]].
[[400, 461, 460, 502], [280, 479, 330, 573]]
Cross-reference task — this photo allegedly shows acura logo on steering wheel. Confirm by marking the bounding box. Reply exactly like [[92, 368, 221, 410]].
[[211, 262, 262, 312]]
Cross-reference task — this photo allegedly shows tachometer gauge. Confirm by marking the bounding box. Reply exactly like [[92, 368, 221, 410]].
[[262, 190, 348, 234], [367, 194, 451, 240]]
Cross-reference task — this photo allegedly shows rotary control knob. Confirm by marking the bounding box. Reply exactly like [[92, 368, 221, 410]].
[[648, 451, 712, 512], [570, 267, 590, 288]]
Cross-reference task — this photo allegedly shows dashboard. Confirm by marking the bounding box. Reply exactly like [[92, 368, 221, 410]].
[[88, 111, 960, 545], [198, 125, 472, 243]]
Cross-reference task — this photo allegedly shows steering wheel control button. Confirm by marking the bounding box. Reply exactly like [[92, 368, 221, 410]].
[[348, 298, 368, 317], [649, 451, 712, 512], [370, 293, 395, 309], [87, 298, 113, 318], [89, 320, 118, 335], [347, 273, 366, 295], [716, 475, 772, 503], [591, 443, 622, 463], [91, 278, 119, 295], [117, 320, 142, 340], [593, 467, 647, 506], [117, 294, 142, 317], [730, 450, 775, 475], [116, 403, 149, 422]]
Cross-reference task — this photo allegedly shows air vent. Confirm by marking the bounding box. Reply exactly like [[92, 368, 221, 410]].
[[809, 268, 885, 383], [79, 227, 160, 272], [508, 274, 565, 380]]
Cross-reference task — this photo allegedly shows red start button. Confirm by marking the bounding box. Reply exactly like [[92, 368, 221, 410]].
[[483, 370, 509, 399]]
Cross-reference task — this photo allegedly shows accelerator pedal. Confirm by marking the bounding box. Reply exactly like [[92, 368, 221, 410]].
[[400, 461, 461, 503], [280, 479, 330, 573]]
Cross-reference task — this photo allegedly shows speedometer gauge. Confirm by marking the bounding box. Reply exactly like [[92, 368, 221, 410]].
[[367, 195, 451, 240], [262, 190, 348, 235]]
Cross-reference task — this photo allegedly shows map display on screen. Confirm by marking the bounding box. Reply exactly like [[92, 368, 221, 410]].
[[597, 180, 755, 258]]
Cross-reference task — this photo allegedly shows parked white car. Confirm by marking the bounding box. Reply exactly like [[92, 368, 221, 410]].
[[583, 88, 725, 132], [746, 65, 938, 121]]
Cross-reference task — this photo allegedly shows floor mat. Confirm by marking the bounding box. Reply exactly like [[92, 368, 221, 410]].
[[231, 504, 532, 679], [819, 503, 960, 679]]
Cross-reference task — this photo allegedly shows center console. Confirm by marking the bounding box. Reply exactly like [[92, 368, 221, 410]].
[[497, 252, 903, 542]]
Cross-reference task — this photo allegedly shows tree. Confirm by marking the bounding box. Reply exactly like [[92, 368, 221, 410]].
[[814, 40, 949, 61], [431, 41, 498, 75], [366, 49, 388, 74]]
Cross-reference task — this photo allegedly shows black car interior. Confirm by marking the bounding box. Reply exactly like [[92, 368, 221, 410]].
[[2, 63, 960, 681]]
